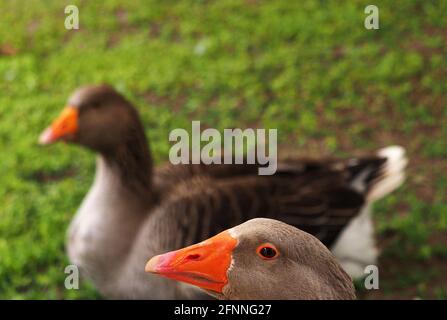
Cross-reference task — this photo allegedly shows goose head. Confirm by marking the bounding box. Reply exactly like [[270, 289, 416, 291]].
[[145, 218, 356, 300], [39, 85, 143, 154]]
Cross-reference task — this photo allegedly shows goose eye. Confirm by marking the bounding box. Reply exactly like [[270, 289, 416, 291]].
[[256, 243, 278, 260]]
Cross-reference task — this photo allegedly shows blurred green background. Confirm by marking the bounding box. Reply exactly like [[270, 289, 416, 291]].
[[0, 0, 446, 299]]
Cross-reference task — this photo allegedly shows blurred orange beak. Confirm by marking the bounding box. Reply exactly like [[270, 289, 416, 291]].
[[145, 231, 237, 293], [39, 106, 78, 145]]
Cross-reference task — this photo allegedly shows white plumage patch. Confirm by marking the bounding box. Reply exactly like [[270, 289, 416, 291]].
[[330, 205, 378, 279], [368, 145, 408, 202], [350, 167, 373, 193], [228, 227, 238, 238], [227, 227, 238, 273], [331, 145, 408, 279]]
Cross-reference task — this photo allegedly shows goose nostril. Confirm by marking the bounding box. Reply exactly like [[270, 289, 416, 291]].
[[185, 254, 201, 261]]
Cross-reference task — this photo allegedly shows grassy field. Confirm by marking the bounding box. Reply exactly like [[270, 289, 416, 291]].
[[0, 0, 446, 299]]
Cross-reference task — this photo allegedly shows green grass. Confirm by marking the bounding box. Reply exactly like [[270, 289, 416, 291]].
[[0, 0, 446, 299]]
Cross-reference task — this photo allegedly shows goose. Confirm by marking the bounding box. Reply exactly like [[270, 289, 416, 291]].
[[145, 218, 356, 300], [39, 84, 407, 299]]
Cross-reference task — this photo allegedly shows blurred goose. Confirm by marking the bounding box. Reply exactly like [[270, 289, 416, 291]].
[[146, 218, 356, 300], [39, 84, 407, 299]]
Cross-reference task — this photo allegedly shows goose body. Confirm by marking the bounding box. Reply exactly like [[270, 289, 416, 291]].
[[146, 218, 356, 300], [39, 85, 407, 299]]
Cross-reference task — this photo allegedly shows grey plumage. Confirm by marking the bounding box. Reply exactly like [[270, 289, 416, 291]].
[[221, 218, 356, 299]]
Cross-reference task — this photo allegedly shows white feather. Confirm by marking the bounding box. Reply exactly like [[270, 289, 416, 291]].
[[331, 145, 407, 279], [330, 205, 378, 279], [367, 145, 408, 202]]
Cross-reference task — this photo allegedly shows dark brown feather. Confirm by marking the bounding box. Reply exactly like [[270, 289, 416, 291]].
[[150, 154, 386, 248]]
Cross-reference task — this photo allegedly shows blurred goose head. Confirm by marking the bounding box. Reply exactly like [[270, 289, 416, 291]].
[[39, 85, 145, 154], [145, 218, 356, 300]]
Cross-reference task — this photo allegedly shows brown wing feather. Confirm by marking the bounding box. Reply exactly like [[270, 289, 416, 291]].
[[151, 154, 387, 248]]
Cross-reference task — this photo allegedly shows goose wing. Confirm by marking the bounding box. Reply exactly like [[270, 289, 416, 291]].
[[151, 146, 406, 247], [151, 162, 371, 248]]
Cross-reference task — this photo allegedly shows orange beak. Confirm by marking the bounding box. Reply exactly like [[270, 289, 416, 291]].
[[145, 230, 237, 293], [39, 106, 79, 145]]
